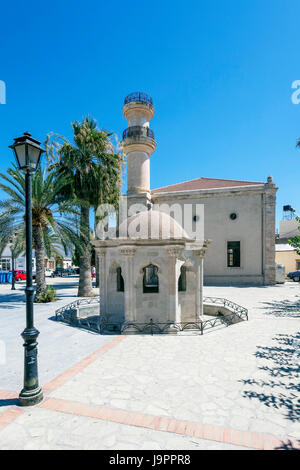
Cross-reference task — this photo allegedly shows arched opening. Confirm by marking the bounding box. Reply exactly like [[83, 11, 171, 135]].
[[143, 264, 159, 293], [117, 267, 124, 292], [178, 266, 187, 292], [178, 261, 196, 323], [106, 262, 125, 321]]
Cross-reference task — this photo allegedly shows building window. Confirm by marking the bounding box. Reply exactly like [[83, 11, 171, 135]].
[[178, 266, 187, 292], [296, 261, 300, 270], [143, 264, 159, 293], [0, 257, 11, 271], [227, 241, 240, 267], [117, 267, 124, 292]]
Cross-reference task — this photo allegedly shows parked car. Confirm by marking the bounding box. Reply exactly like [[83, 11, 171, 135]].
[[51, 267, 65, 277], [65, 268, 76, 275], [13, 270, 26, 281], [51, 267, 73, 277], [287, 270, 300, 282], [45, 268, 54, 277]]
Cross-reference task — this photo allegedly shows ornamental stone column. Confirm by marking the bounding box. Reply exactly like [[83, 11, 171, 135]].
[[120, 247, 136, 323], [98, 249, 107, 317], [263, 176, 277, 285], [194, 249, 205, 320], [167, 247, 183, 325]]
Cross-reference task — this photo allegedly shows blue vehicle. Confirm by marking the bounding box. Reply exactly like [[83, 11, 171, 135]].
[[287, 270, 300, 282]]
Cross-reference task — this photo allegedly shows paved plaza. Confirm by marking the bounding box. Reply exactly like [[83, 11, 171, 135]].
[[0, 278, 299, 450]]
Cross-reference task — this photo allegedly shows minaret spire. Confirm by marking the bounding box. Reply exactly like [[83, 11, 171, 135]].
[[121, 92, 156, 212]]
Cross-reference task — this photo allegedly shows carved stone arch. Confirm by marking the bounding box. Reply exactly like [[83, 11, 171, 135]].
[[108, 260, 125, 292], [106, 259, 125, 320], [138, 260, 159, 273], [142, 263, 159, 294], [108, 259, 119, 274]]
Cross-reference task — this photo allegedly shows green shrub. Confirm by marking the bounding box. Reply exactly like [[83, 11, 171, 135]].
[[35, 286, 57, 303]]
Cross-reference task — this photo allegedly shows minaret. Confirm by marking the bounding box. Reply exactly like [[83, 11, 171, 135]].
[[121, 92, 156, 212]]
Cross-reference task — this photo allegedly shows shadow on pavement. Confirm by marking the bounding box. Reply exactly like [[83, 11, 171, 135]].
[[48, 315, 101, 335], [0, 398, 19, 407], [0, 292, 26, 305], [240, 332, 300, 423], [274, 439, 300, 450], [260, 298, 300, 318], [47, 283, 79, 290]]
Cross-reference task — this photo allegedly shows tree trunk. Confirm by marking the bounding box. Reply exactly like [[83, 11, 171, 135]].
[[33, 225, 47, 300], [78, 205, 94, 297]]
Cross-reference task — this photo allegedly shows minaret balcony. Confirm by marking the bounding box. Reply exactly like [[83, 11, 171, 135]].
[[122, 92, 155, 120], [121, 126, 156, 156], [124, 92, 153, 105], [122, 126, 155, 140]]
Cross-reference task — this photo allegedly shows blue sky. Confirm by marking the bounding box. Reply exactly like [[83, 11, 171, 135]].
[[0, 0, 299, 228]]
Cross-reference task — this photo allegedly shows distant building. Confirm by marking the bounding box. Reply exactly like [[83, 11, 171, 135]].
[[275, 218, 299, 275], [275, 244, 300, 275], [278, 219, 299, 240], [151, 175, 277, 285], [0, 245, 72, 272]]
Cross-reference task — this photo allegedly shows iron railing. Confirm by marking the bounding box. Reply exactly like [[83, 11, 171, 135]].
[[203, 296, 248, 320], [55, 296, 248, 335], [124, 92, 153, 106], [55, 297, 100, 317], [122, 126, 155, 140]]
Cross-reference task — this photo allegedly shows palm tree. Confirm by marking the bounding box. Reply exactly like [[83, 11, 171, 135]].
[[46, 117, 123, 297], [0, 165, 83, 301]]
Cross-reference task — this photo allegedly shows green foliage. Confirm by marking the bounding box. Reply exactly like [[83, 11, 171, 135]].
[[0, 164, 88, 299], [46, 116, 124, 210], [0, 164, 86, 257], [45, 117, 124, 296], [72, 246, 81, 267], [288, 216, 300, 255], [35, 285, 57, 303]]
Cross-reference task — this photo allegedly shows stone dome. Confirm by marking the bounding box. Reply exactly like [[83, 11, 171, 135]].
[[119, 209, 189, 240]]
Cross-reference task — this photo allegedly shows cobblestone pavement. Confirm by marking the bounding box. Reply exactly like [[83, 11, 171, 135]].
[[0, 277, 105, 391], [0, 281, 299, 450]]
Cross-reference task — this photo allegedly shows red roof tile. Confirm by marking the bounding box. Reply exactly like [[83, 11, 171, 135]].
[[151, 177, 264, 194]]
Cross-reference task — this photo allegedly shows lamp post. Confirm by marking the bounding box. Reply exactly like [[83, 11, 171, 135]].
[[9, 132, 44, 406]]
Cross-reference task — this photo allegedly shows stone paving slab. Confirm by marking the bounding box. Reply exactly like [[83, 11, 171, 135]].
[[48, 284, 300, 441], [49, 324, 299, 440], [0, 282, 299, 450], [0, 407, 250, 450], [0, 279, 109, 392]]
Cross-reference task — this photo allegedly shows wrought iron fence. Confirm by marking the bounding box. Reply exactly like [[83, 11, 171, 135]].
[[124, 92, 153, 105], [55, 297, 100, 317], [122, 126, 155, 140], [203, 296, 248, 320], [55, 296, 248, 335]]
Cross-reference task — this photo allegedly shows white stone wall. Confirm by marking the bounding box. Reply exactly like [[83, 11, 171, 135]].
[[97, 244, 203, 325], [178, 266, 197, 322], [152, 188, 274, 284]]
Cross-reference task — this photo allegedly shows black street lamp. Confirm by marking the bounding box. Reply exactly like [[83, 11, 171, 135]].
[[9, 132, 44, 406]]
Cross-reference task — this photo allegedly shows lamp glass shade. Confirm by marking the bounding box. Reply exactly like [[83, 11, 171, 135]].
[[14, 144, 26, 168], [28, 145, 41, 170], [14, 143, 42, 171], [10, 132, 44, 173]]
